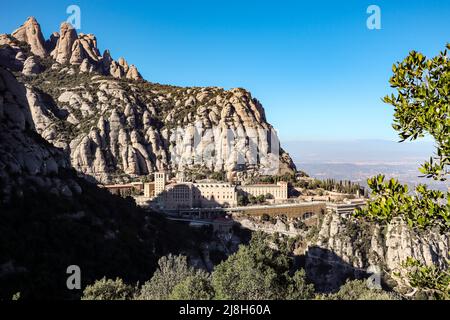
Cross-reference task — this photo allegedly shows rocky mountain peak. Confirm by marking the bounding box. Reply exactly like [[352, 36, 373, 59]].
[[11, 17, 47, 58], [4, 17, 143, 81], [50, 22, 78, 64]]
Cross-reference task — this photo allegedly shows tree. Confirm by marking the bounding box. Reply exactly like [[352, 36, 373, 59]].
[[383, 44, 450, 181], [237, 193, 249, 206], [355, 44, 450, 297], [248, 194, 257, 205], [255, 195, 266, 204], [285, 269, 315, 300], [211, 232, 314, 300], [321, 279, 398, 300], [354, 175, 449, 230], [356, 44, 450, 232], [136, 254, 200, 300], [81, 277, 136, 300], [169, 273, 215, 300], [402, 257, 450, 300]]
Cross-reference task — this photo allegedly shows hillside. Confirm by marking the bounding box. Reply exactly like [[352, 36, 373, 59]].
[[0, 17, 296, 184]]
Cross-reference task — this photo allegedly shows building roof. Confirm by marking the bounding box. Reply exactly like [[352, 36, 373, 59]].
[[102, 183, 136, 188]]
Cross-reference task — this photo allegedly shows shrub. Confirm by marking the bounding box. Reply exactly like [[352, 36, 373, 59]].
[[323, 279, 398, 300], [136, 254, 201, 300], [169, 273, 214, 300], [81, 277, 136, 300], [402, 257, 450, 300]]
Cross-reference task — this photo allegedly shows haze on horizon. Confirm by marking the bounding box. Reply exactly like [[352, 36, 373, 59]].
[[283, 139, 436, 165]]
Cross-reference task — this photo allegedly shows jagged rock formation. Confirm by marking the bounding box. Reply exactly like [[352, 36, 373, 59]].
[[11, 17, 47, 58], [3, 18, 142, 81], [50, 22, 77, 64], [0, 18, 296, 183], [305, 213, 449, 293], [234, 212, 449, 295], [0, 35, 30, 71]]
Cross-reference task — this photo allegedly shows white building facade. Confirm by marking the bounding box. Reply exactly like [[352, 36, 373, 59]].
[[239, 182, 288, 200]]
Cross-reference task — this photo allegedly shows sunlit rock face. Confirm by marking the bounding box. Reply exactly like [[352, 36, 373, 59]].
[[305, 213, 449, 292], [0, 18, 296, 184]]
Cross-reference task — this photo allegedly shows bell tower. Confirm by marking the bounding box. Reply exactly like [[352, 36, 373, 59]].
[[154, 172, 167, 196]]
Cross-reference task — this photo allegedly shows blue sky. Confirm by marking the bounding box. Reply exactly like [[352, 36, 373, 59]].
[[1, 0, 449, 142]]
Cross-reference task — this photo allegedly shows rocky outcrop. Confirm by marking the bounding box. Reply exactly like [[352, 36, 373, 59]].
[[236, 211, 449, 295], [0, 41, 23, 71], [0, 34, 14, 46], [3, 17, 144, 81], [42, 78, 294, 183], [235, 216, 302, 237], [45, 32, 59, 53], [304, 213, 450, 293], [126, 64, 141, 80], [0, 18, 296, 183], [22, 56, 42, 75], [50, 22, 77, 64], [11, 17, 46, 57], [70, 33, 102, 65], [0, 66, 76, 203]]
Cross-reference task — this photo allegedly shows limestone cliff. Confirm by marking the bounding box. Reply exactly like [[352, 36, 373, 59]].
[[237, 213, 449, 295], [0, 18, 296, 183], [305, 213, 449, 294]]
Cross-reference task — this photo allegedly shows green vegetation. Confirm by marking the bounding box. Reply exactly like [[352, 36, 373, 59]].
[[80, 232, 410, 300], [237, 192, 266, 206], [355, 175, 449, 230], [355, 44, 450, 232], [383, 44, 450, 181], [182, 167, 227, 182], [254, 173, 364, 195], [83, 232, 316, 300], [401, 257, 450, 300], [237, 193, 267, 206], [212, 232, 314, 300], [254, 173, 295, 184], [295, 178, 364, 195], [0, 167, 215, 300], [82, 232, 403, 300], [136, 254, 209, 300], [11, 292, 21, 301], [319, 279, 399, 300], [169, 273, 215, 300], [354, 44, 450, 297], [81, 277, 136, 300], [237, 193, 249, 206]]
